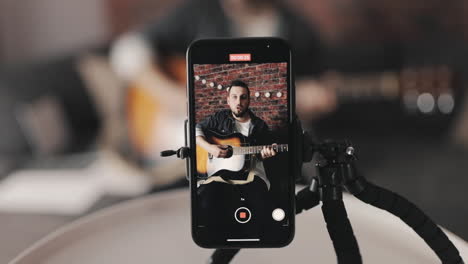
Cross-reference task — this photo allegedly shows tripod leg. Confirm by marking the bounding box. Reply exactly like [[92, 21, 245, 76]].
[[322, 199, 362, 264], [351, 178, 464, 264], [208, 249, 240, 264], [296, 181, 321, 214]]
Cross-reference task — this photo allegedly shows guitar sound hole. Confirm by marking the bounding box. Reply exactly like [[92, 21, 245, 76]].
[[221, 145, 234, 158]]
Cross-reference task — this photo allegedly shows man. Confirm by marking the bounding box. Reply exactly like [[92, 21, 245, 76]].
[[196, 80, 277, 188], [195, 80, 278, 233]]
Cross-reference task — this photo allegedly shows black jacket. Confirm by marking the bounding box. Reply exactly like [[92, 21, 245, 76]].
[[196, 109, 271, 146]]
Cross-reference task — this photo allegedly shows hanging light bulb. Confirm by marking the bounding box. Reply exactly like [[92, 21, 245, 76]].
[[417, 93, 435, 114], [437, 93, 455, 114]]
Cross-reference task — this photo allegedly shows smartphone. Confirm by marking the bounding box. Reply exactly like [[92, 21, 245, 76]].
[[187, 38, 296, 248]]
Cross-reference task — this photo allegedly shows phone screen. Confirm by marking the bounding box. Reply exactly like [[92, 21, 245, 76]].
[[188, 38, 295, 248]]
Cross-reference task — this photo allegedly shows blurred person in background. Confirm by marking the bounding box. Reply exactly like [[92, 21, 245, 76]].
[[110, 0, 337, 186]]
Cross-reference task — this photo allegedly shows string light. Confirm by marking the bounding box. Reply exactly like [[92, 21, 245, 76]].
[[437, 93, 455, 114], [196, 77, 286, 100], [417, 93, 435, 114]]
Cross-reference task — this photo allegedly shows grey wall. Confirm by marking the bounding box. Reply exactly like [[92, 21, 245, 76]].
[[0, 0, 110, 64]]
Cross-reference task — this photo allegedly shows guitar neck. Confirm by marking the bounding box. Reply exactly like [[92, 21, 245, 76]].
[[233, 144, 289, 155]]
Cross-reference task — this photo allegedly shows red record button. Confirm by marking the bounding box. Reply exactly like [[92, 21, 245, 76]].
[[235, 207, 251, 224]]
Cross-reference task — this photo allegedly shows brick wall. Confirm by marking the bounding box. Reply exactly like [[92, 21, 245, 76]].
[[194, 63, 288, 130]]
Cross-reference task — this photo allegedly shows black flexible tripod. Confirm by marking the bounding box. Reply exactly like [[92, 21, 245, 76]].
[[162, 122, 464, 264]]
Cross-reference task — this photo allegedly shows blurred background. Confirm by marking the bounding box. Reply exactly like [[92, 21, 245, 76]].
[[1, 0, 468, 262]]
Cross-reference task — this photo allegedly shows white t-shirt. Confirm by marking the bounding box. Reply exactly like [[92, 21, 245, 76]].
[[235, 119, 251, 136], [235, 120, 270, 189]]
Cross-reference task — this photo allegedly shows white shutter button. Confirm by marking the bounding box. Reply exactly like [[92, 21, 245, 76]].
[[272, 208, 285, 221]]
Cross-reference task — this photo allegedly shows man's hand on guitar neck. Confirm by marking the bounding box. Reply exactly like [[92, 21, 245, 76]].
[[260, 143, 277, 160]]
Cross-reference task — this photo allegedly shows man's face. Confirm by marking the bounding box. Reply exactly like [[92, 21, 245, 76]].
[[228, 86, 250, 117]]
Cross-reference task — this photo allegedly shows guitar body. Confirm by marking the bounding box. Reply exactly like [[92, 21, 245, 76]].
[[120, 55, 188, 184], [196, 130, 251, 180], [125, 55, 186, 158]]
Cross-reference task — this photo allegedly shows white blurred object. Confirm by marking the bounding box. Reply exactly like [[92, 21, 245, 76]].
[[8, 190, 468, 264], [86, 150, 151, 196], [109, 33, 154, 81], [0, 151, 151, 215], [0, 170, 101, 215]]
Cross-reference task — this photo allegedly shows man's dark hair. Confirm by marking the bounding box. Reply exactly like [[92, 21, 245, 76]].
[[228, 80, 250, 96]]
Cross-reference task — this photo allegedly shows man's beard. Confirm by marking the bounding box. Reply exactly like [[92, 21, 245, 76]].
[[233, 108, 247, 118]]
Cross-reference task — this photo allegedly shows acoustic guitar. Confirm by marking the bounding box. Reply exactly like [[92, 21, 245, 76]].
[[196, 129, 288, 181], [124, 55, 187, 184]]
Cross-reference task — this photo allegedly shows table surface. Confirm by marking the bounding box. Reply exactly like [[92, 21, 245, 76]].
[[8, 189, 468, 264]]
